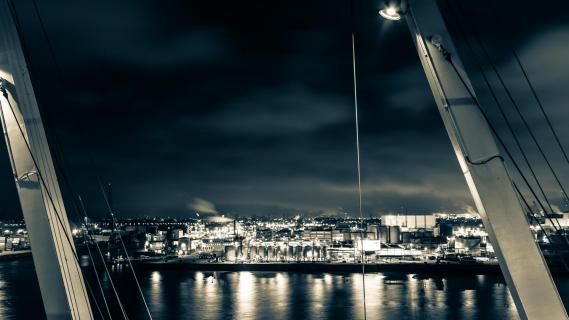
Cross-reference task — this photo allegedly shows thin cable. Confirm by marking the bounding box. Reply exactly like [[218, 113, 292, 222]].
[[442, 56, 569, 253], [71, 196, 113, 320], [83, 232, 112, 320], [0, 89, 91, 319], [2, 85, 113, 320], [454, 0, 568, 208], [510, 46, 569, 167], [77, 196, 130, 320], [30, 0, 64, 78], [351, 32, 367, 320], [24, 2, 141, 317], [481, 40, 569, 208], [97, 179, 153, 320], [442, 3, 552, 216], [446, 59, 566, 237], [449, 0, 568, 233], [417, 2, 567, 237], [439, 0, 564, 234], [2, 3, 82, 317], [513, 182, 569, 273], [0, 99, 119, 320], [0, 95, 110, 319], [30, 1, 151, 315], [478, 40, 568, 214], [483, 0, 569, 172]]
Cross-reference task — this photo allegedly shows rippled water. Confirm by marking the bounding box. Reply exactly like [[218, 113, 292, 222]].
[[3, 257, 569, 319]]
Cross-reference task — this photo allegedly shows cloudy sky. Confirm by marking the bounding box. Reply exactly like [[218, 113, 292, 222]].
[[0, 0, 568, 219]]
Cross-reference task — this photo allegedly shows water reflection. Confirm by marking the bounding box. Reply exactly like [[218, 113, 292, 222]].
[[3, 258, 567, 319], [236, 272, 256, 318], [0, 259, 45, 319]]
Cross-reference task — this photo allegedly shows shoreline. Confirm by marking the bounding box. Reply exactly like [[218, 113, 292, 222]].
[[0, 250, 32, 261], [6, 253, 568, 276], [133, 261, 505, 275]]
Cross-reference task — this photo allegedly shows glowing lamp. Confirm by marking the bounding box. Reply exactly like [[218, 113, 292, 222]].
[[379, 6, 401, 20]]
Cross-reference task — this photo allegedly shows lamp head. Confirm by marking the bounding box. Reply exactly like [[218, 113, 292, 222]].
[[378, 1, 406, 20], [379, 6, 401, 20]]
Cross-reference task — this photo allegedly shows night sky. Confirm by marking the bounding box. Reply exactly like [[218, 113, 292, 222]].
[[1, 0, 569, 220]]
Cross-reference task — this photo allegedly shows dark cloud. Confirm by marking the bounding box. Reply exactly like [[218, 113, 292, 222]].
[[0, 0, 568, 220]]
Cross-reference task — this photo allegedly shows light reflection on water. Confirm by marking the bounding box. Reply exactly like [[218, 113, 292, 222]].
[[132, 271, 520, 320], [4, 258, 569, 319]]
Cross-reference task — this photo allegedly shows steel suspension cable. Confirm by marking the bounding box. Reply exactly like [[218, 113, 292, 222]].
[[509, 46, 569, 169], [77, 196, 130, 320], [477, 40, 568, 214], [2, 2, 82, 316], [24, 1, 151, 318], [415, 2, 567, 238], [0, 88, 104, 320], [46, 170, 115, 320], [452, 0, 569, 211], [97, 179, 153, 320], [482, 0, 569, 172], [445, 58, 566, 239], [81, 228, 113, 320], [39, 104, 115, 318], [8, 2, 126, 316], [440, 56, 569, 249], [442, 1, 567, 235], [69, 195, 114, 320], [450, 0, 568, 232], [513, 182, 569, 273], [439, 8, 549, 217]]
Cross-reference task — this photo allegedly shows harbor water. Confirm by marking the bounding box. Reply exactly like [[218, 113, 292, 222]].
[[2, 257, 569, 319]]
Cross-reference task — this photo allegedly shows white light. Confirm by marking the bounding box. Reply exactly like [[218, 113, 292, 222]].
[[379, 7, 401, 20]]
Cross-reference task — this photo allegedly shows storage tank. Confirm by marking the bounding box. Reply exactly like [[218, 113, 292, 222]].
[[303, 246, 312, 260], [294, 246, 302, 261], [389, 226, 401, 244], [263, 246, 269, 260], [367, 225, 379, 240], [236, 245, 243, 260], [275, 247, 282, 261], [224, 245, 236, 261], [287, 246, 294, 260], [321, 246, 328, 260], [249, 246, 257, 260], [379, 226, 389, 243], [314, 246, 321, 260], [266, 246, 274, 261]]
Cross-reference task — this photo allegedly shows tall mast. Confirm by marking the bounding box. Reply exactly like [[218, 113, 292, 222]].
[[0, 1, 92, 319], [399, 0, 567, 319]]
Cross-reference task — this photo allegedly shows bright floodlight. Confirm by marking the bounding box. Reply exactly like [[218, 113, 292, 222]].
[[379, 6, 401, 20]]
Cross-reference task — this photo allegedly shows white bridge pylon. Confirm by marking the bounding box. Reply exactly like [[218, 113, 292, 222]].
[[0, 1, 93, 319], [402, 1, 568, 319]]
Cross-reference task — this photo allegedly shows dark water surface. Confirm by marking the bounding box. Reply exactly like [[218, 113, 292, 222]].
[[3, 257, 569, 319]]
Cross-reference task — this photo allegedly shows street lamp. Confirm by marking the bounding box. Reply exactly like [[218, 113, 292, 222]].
[[379, 6, 401, 20], [378, 1, 407, 21]]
